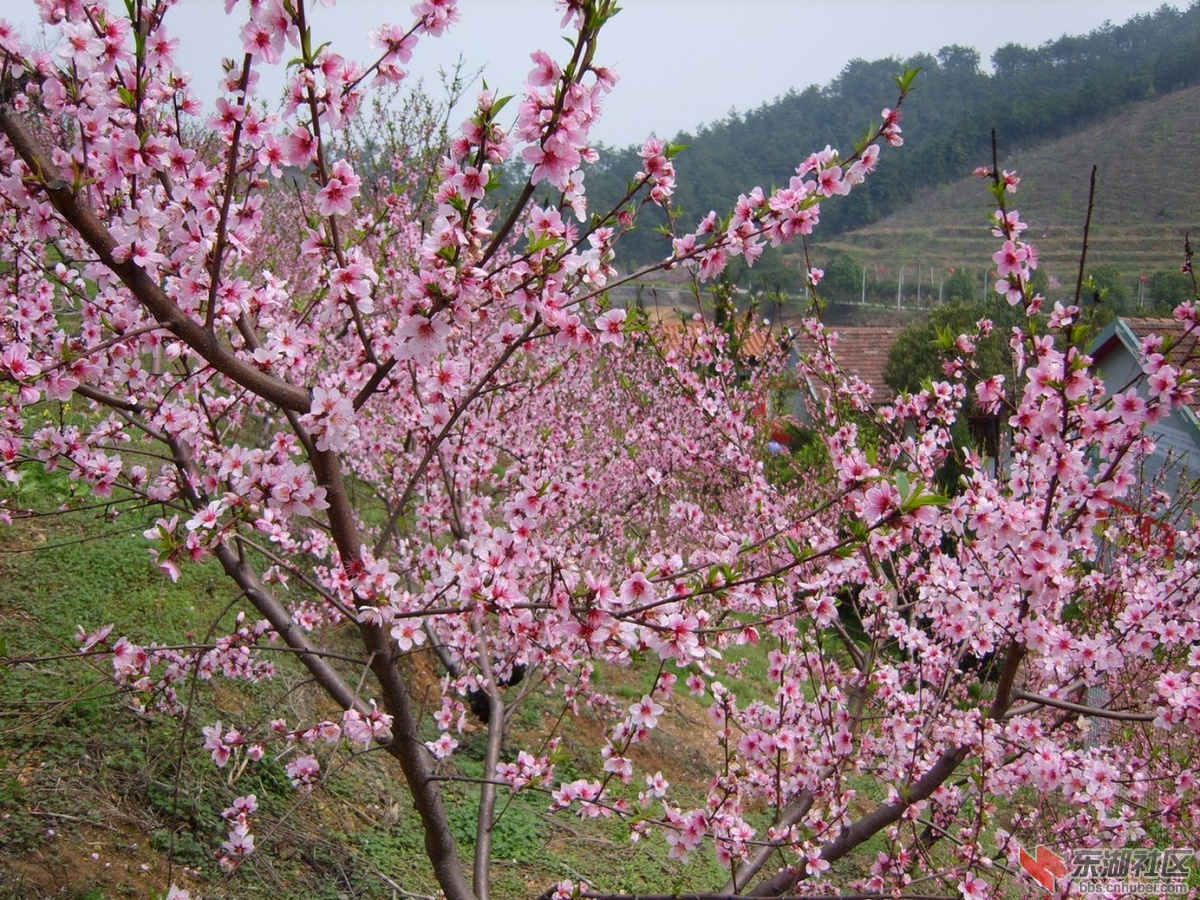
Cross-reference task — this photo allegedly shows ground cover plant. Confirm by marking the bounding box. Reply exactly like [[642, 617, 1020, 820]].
[[0, 2, 1198, 898]]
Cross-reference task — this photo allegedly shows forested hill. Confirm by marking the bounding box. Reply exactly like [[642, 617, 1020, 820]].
[[586, 2, 1200, 267]]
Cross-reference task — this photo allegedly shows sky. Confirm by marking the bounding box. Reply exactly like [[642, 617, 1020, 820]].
[[7, 0, 1182, 146]]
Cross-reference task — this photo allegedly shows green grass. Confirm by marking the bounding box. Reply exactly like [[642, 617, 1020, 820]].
[[0, 473, 752, 899]]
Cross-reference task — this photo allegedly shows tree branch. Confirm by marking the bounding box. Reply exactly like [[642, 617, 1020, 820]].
[[0, 103, 312, 413]]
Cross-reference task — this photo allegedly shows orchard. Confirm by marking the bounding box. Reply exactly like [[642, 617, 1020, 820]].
[[0, 2, 1197, 898]]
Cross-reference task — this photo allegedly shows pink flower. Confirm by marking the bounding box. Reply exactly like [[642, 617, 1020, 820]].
[[111, 636, 148, 676], [203, 722, 231, 768], [391, 618, 427, 651], [285, 754, 321, 790], [846, 143, 880, 184], [281, 126, 317, 167], [523, 132, 581, 190], [396, 313, 452, 365], [425, 732, 458, 759], [76, 623, 114, 652], [240, 17, 284, 64], [975, 374, 1006, 412], [619, 570, 654, 605], [1, 344, 41, 380], [313, 160, 361, 217], [992, 240, 1028, 279], [452, 163, 489, 201], [958, 875, 990, 900], [862, 482, 899, 522], [805, 850, 830, 876], [595, 308, 627, 348], [221, 794, 258, 820], [414, 0, 459, 36], [1147, 365, 1177, 398], [370, 23, 416, 64], [816, 165, 849, 197], [646, 613, 705, 664], [527, 49, 561, 87], [628, 694, 663, 729]]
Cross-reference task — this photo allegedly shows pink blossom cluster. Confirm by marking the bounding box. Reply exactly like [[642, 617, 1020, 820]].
[[669, 132, 885, 284], [217, 793, 257, 871], [0, 4, 1196, 898]]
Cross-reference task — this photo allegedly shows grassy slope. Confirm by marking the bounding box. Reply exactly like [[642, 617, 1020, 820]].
[[0, 495, 733, 899]]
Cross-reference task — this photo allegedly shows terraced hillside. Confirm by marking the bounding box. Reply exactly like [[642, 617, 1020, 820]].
[[822, 84, 1200, 288]]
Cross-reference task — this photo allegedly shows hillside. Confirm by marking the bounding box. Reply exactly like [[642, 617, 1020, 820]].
[[820, 83, 1200, 287], [589, 2, 1200, 280]]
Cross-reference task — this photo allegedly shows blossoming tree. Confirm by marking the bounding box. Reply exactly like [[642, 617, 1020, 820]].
[[1, 2, 1197, 898]]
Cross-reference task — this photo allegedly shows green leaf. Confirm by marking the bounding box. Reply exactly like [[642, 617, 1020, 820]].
[[895, 66, 922, 92], [524, 233, 561, 255], [852, 125, 876, 156], [902, 491, 949, 512], [932, 324, 957, 352]]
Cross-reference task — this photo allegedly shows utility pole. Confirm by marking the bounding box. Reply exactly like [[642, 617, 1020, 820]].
[[897, 266, 903, 309], [861, 265, 867, 305]]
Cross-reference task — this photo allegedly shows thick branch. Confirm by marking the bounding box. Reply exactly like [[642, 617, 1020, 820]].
[[722, 776, 822, 893], [1072, 165, 1098, 308], [305, 438, 475, 900], [212, 541, 368, 714], [363, 623, 476, 900], [1011, 688, 1156, 722], [748, 746, 970, 897]]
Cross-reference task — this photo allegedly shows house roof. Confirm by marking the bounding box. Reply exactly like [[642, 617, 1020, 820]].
[[649, 318, 788, 362], [646, 317, 907, 405], [1090, 316, 1200, 419], [793, 326, 905, 405]]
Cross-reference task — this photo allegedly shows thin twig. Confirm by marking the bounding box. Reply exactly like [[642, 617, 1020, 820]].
[[1072, 165, 1098, 307]]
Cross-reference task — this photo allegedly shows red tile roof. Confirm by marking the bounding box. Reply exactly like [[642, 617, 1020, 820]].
[[649, 319, 789, 362], [794, 326, 905, 405], [647, 319, 906, 404]]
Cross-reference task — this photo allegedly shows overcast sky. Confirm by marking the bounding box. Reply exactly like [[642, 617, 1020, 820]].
[[8, 0, 1181, 146]]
